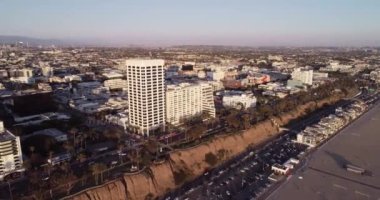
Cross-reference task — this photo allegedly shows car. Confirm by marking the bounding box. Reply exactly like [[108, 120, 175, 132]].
[[226, 191, 231, 196], [41, 175, 50, 181], [118, 152, 127, 156]]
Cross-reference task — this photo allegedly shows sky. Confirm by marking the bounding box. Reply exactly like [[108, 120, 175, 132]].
[[0, 0, 380, 47]]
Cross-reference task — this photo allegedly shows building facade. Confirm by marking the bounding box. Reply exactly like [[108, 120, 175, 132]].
[[9, 68, 35, 84], [0, 121, 24, 181], [166, 83, 203, 125], [201, 83, 216, 118], [166, 82, 216, 125], [104, 78, 128, 90], [125, 59, 165, 135], [291, 67, 313, 85], [223, 91, 257, 109]]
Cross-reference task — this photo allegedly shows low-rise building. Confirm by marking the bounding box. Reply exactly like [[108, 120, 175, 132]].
[[104, 78, 128, 90], [222, 91, 257, 109], [31, 128, 68, 142], [271, 163, 290, 175]]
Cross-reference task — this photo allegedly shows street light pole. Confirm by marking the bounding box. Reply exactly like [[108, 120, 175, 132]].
[[7, 181, 13, 200]]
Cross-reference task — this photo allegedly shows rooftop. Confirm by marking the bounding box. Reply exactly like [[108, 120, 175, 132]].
[[0, 130, 16, 143]]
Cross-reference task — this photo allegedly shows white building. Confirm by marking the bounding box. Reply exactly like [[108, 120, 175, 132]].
[[104, 78, 128, 90], [207, 69, 225, 81], [291, 67, 313, 85], [126, 59, 165, 135], [41, 66, 54, 77], [296, 132, 318, 147], [329, 62, 353, 71], [0, 121, 24, 181], [9, 68, 35, 84], [102, 71, 124, 79], [166, 82, 216, 125], [200, 82, 216, 118], [105, 112, 128, 130], [271, 164, 290, 175], [223, 91, 257, 109]]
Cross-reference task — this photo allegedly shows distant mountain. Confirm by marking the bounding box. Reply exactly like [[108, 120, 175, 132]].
[[0, 35, 63, 46]]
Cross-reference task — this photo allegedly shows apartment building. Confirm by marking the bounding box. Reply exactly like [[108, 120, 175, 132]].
[[166, 83, 202, 125], [200, 82, 216, 118], [166, 82, 216, 125], [9, 68, 35, 84], [125, 59, 165, 135], [291, 67, 313, 85], [0, 121, 24, 181]]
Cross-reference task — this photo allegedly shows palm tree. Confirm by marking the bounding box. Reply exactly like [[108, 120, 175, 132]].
[[128, 149, 140, 171], [117, 143, 125, 164], [77, 152, 87, 163], [47, 151, 54, 176], [29, 146, 35, 155], [90, 163, 107, 185]]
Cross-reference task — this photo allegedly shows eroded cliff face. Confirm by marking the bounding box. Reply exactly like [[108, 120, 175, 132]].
[[70, 94, 343, 200]]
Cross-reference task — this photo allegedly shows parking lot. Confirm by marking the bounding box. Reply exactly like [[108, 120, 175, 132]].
[[173, 135, 307, 200], [162, 97, 361, 200]]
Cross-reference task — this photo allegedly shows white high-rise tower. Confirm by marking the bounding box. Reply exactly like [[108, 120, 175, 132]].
[[125, 59, 165, 135]]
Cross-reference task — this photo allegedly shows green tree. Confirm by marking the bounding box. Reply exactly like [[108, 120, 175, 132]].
[[186, 123, 207, 140], [204, 152, 218, 166]]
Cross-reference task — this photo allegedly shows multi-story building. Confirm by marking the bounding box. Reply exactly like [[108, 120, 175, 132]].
[[206, 69, 225, 81], [166, 82, 216, 125], [0, 121, 24, 181], [125, 59, 165, 135], [9, 68, 35, 84], [104, 78, 128, 90], [223, 91, 257, 109], [166, 83, 201, 125], [291, 67, 313, 85], [41, 66, 54, 77], [200, 82, 216, 118]]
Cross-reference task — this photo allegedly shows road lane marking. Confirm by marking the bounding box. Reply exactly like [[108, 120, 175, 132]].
[[351, 132, 360, 136], [333, 184, 347, 190], [355, 190, 370, 198]]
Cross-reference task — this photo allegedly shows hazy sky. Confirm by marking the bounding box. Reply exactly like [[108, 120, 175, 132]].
[[1, 0, 380, 46]]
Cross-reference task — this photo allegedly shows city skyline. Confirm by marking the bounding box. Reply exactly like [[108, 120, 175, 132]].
[[1, 0, 380, 47]]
